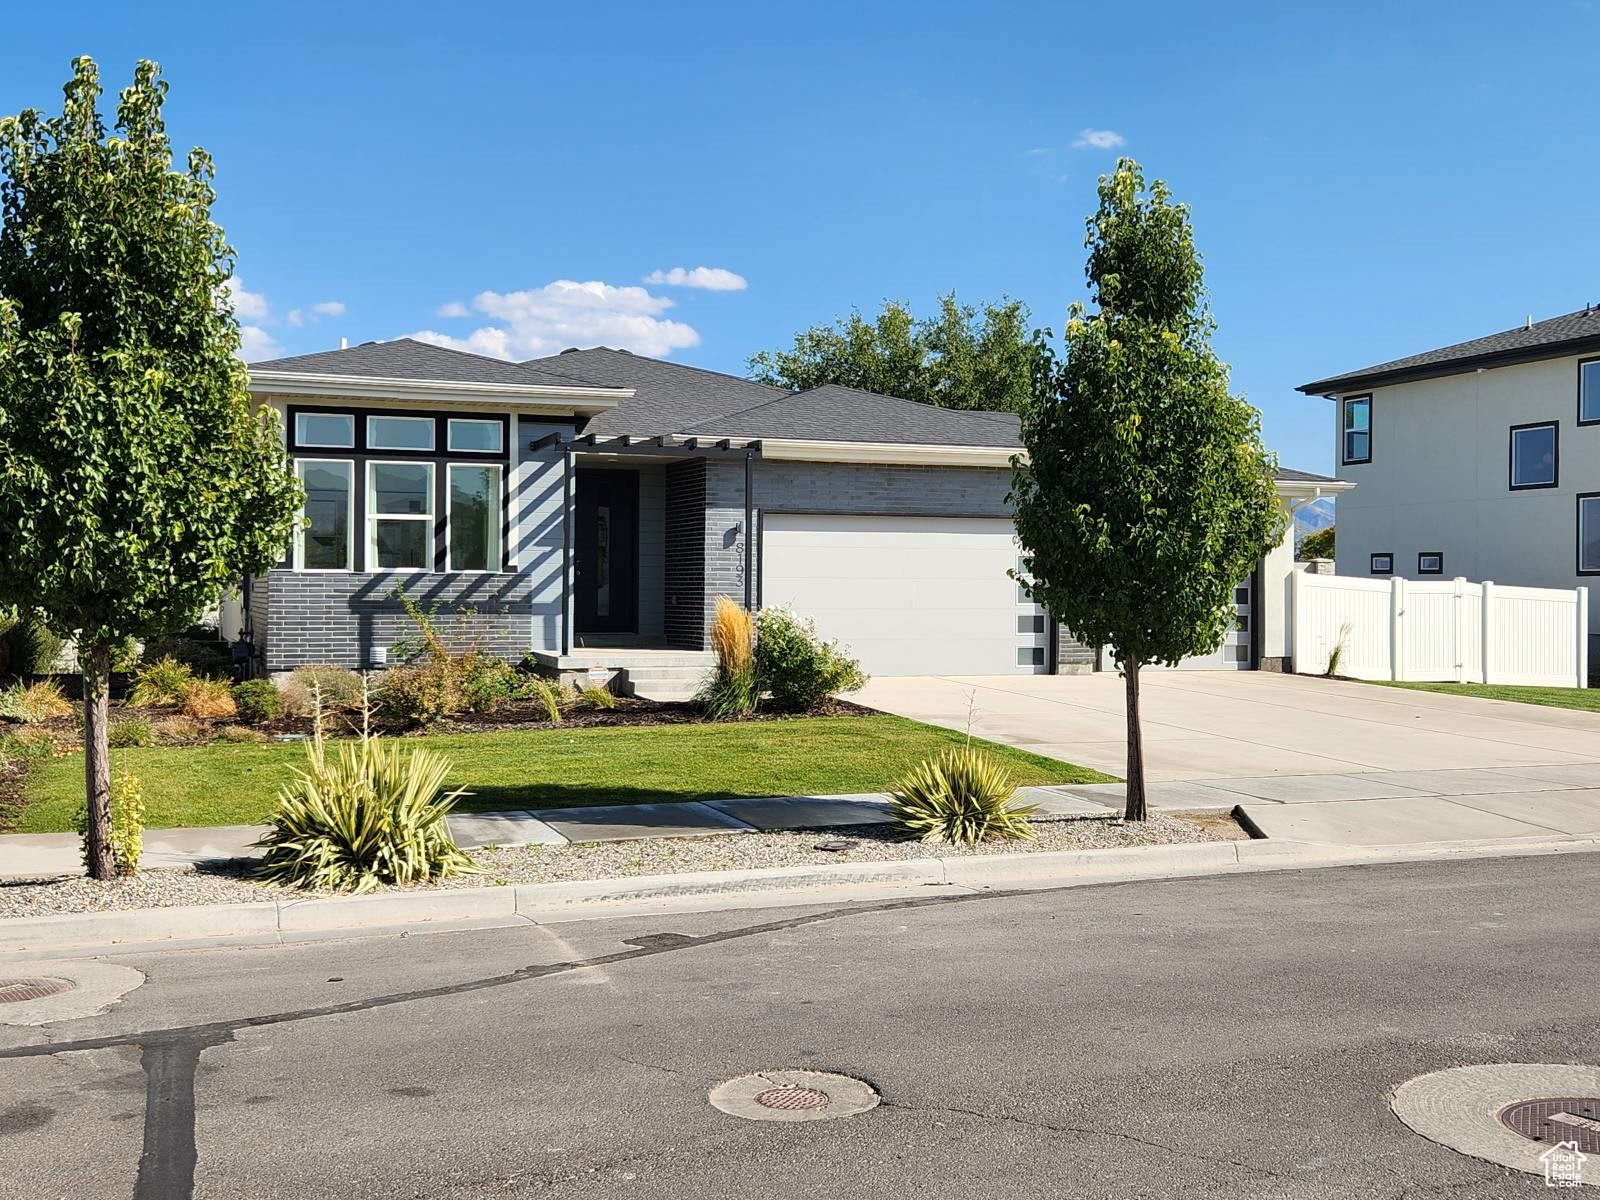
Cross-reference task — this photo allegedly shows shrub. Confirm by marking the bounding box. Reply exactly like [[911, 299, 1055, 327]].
[[529, 678, 564, 723], [231, 678, 284, 724], [0, 728, 57, 760], [151, 716, 206, 745], [695, 596, 759, 719], [281, 665, 366, 716], [0, 679, 74, 724], [74, 770, 145, 875], [141, 633, 232, 677], [108, 718, 154, 748], [0, 609, 62, 675], [180, 677, 237, 720], [213, 724, 269, 744], [754, 608, 868, 711], [128, 656, 196, 708], [255, 733, 476, 893], [889, 745, 1037, 846], [375, 660, 458, 728], [460, 656, 518, 714], [579, 683, 616, 711]]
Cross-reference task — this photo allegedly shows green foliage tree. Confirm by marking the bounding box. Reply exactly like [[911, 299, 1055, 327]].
[[0, 59, 301, 878], [1011, 160, 1284, 821], [748, 293, 1047, 412], [1298, 524, 1335, 561]]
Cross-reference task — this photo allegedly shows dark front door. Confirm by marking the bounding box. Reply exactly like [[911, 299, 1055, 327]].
[[574, 469, 639, 636]]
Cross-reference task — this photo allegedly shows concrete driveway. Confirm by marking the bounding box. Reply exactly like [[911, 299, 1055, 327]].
[[857, 670, 1600, 781]]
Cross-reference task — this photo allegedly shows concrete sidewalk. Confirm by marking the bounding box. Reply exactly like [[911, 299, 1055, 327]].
[[6, 763, 1600, 877]]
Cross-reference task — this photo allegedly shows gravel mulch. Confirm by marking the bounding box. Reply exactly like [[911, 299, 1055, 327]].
[[0, 813, 1239, 919]]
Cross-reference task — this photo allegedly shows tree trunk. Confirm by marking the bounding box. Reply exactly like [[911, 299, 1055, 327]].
[[81, 642, 116, 880], [1123, 657, 1147, 822]]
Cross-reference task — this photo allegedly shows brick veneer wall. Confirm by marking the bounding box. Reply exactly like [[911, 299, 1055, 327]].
[[258, 571, 534, 672]]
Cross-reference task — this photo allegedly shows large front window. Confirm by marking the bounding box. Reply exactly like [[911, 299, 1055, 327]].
[[448, 464, 502, 572], [287, 407, 509, 573], [369, 462, 434, 570], [1580, 494, 1600, 575], [296, 459, 353, 570]]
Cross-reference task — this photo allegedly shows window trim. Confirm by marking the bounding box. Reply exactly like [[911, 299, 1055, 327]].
[[287, 405, 511, 462], [1370, 552, 1394, 575], [1341, 394, 1372, 465], [294, 457, 355, 572], [366, 460, 436, 573], [1580, 358, 1600, 427], [1417, 551, 1444, 575], [445, 462, 504, 573], [1579, 492, 1600, 577], [1508, 420, 1559, 491], [366, 413, 437, 454]]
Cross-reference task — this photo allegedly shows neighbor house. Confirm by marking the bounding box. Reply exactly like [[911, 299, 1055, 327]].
[[232, 339, 1340, 694], [1298, 305, 1600, 654]]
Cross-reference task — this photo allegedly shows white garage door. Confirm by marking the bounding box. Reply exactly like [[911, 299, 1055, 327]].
[[761, 514, 1047, 677]]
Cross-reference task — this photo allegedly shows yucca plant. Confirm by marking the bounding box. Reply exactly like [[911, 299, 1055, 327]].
[[255, 729, 476, 893], [889, 745, 1037, 846], [694, 595, 759, 719]]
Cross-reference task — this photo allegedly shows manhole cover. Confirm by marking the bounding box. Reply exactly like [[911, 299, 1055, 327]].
[[709, 1070, 879, 1122], [1499, 1098, 1600, 1154], [755, 1087, 830, 1111], [0, 978, 76, 1004]]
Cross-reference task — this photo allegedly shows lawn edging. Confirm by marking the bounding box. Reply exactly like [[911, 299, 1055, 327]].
[[5, 832, 1599, 956]]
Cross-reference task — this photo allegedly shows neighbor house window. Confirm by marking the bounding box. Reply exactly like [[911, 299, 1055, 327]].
[[1581, 359, 1600, 425], [448, 464, 502, 571], [447, 418, 504, 454], [1509, 421, 1558, 489], [368, 461, 434, 570], [1342, 395, 1371, 464], [1370, 553, 1393, 575], [295, 411, 355, 448], [367, 414, 436, 452], [1580, 494, 1600, 575], [295, 460, 353, 570], [1417, 552, 1443, 574]]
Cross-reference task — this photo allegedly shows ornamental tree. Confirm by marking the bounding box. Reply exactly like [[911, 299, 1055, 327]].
[[0, 58, 301, 878], [1011, 160, 1284, 821]]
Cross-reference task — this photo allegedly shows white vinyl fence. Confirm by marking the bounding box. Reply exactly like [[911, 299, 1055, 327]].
[[1291, 571, 1589, 688]]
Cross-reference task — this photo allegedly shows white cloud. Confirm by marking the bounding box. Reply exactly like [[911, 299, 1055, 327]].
[[286, 299, 347, 327], [1072, 128, 1127, 150], [408, 280, 702, 361], [642, 266, 748, 292], [224, 277, 271, 321], [434, 300, 471, 318], [238, 325, 284, 361], [1024, 147, 1051, 157]]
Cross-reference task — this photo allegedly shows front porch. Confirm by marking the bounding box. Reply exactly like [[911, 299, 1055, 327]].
[[527, 642, 715, 702]]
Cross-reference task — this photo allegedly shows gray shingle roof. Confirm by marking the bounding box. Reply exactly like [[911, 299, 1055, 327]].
[[250, 338, 609, 390], [686, 383, 1023, 448], [1298, 306, 1600, 394], [520, 347, 789, 436], [1275, 467, 1343, 484]]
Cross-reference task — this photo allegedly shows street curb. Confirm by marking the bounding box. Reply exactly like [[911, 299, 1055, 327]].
[[3, 833, 1599, 956]]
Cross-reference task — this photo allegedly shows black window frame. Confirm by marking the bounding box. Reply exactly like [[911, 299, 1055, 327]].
[[285, 404, 512, 574], [1417, 551, 1444, 575], [1370, 552, 1393, 575], [1580, 358, 1600, 427], [1579, 492, 1600, 577], [1508, 420, 1559, 491], [1341, 394, 1372, 465]]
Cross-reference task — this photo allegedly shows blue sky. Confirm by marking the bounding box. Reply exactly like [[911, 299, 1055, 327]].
[[4, 1, 1598, 473]]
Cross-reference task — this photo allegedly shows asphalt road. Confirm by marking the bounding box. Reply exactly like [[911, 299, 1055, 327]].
[[3, 854, 1597, 1199]]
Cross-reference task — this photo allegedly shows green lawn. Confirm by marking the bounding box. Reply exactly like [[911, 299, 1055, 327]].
[[10, 715, 1113, 834], [1372, 681, 1600, 714]]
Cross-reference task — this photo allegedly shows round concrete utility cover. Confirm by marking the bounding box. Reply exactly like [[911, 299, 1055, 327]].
[[1391, 1063, 1600, 1184], [709, 1071, 879, 1122]]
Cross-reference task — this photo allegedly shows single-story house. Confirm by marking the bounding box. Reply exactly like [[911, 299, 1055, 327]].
[[234, 339, 1345, 695]]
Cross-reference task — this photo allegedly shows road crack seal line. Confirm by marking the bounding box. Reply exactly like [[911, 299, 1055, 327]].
[[879, 1097, 1286, 1180]]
